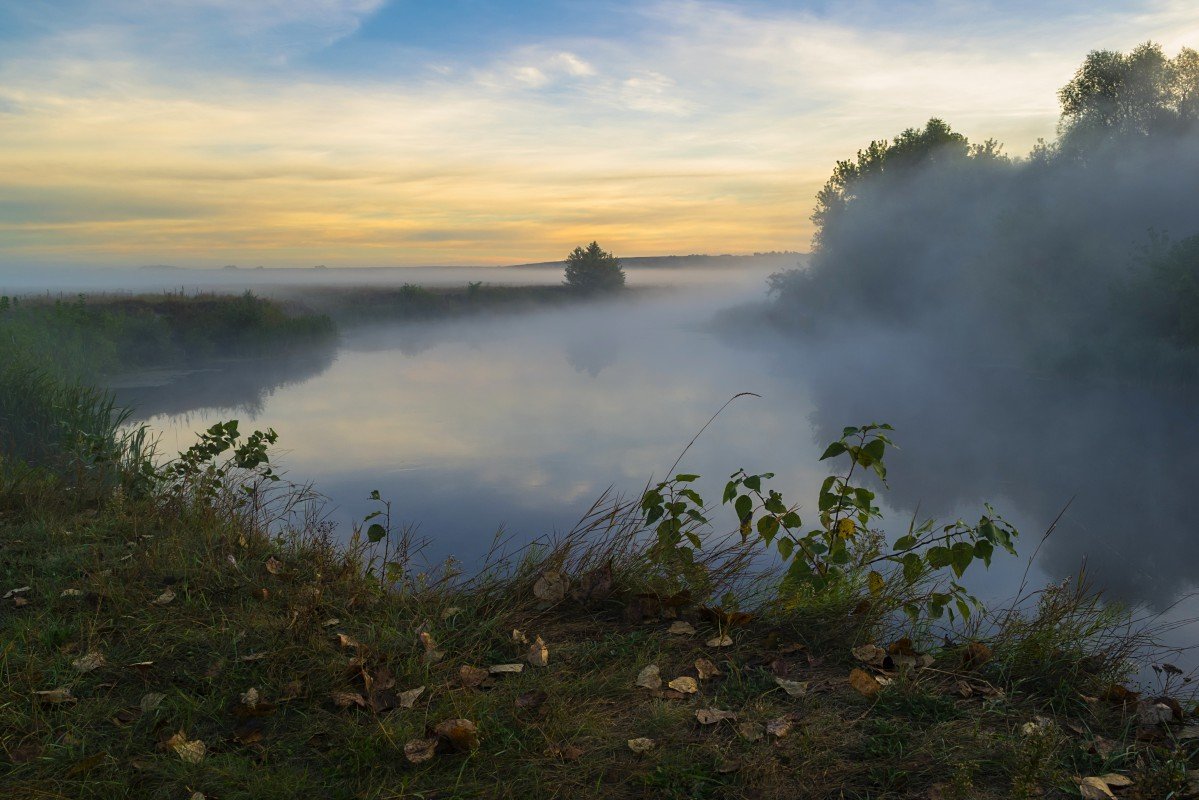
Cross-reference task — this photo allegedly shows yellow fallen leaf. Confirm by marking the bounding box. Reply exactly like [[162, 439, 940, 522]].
[[627, 737, 655, 754], [239, 687, 260, 707], [527, 636, 549, 667], [667, 621, 697, 635], [72, 651, 105, 673], [706, 634, 734, 648], [851, 644, 887, 666], [419, 631, 444, 665], [404, 737, 437, 763], [766, 716, 794, 738], [848, 668, 881, 698], [335, 633, 360, 650], [33, 687, 75, 704], [695, 658, 722, 679], [775, 677, 809, 697], [1098, 774, 1133, 788], [329, 691, 367, 709], [736, 721, 765, 741], [140, 692, 166, 712], [265, 556, 283, 575], [165, 733, 206, 764], [667, 677, 698, 694], [1078, 776, 1116, 800], [398, 686, 425, 709], [512, 628, 529, 644], [695, 708, 737, 725], [636, 664, 662, 690], [60, 588, 84, 598], [489, 663, 524, 674], [433, 718, 480, 751], [151, 589, 175, 606], [458, 665, 490, 688]]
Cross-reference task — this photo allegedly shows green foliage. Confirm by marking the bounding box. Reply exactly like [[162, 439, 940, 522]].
[[564, 241, 626, 292], [163, 419, 280, 503], [1058, 42, 1199, 155], [641, 424, 1018, 625], [1125, 231, 1199, 346]]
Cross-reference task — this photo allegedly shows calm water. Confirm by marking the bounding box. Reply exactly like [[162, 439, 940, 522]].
[[112, 267, 1199, 657]]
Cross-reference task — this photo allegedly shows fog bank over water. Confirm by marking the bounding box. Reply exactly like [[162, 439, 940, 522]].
[[103, 259, 1199, 630]]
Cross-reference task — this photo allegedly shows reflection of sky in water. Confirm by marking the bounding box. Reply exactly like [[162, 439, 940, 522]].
[[118, 268, 1199, 668]]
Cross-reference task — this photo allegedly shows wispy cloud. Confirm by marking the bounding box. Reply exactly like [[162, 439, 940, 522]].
[[1, 0, 1197, 267]]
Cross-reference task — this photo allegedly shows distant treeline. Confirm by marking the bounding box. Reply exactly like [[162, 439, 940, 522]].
[[769, 42, 1199, 379], [0, 291, 334, 382]]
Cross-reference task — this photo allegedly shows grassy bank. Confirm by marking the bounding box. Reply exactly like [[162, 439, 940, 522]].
[[2, 392, 1198, 799], [0, 291, 335, 383], [284, 282, 632, 326]]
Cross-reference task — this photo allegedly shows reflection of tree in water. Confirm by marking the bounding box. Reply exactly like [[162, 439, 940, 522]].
[[793, 337, 1199, 610], [564, 335, 620, 377], [113, 342, 337, 421]]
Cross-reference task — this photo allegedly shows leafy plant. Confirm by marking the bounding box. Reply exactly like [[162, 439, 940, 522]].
[[641, 424, 1019, 624], [164, 420, 280, 503]]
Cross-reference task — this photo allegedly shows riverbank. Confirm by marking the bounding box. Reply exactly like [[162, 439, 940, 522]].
[[1, 392, 1195, 798]]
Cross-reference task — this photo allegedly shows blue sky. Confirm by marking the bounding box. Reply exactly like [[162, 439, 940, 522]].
[[1, 0, 1196, 266]]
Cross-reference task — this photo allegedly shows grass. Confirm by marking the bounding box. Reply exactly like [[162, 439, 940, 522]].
[[0, 290, 335, 383], [1, 301, 1198, 798]]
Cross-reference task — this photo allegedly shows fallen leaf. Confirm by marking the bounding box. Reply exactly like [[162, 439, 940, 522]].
[[151, 588, 176, 606], [33, 687, 76, 704], [398, 686, 425, 709], [512, 628, 529, 645], [458, 665, 491, 689], [766, 716, 794, 738], [527, 636, 550, 667], [433, 718, 480, 751], [322, 618, 340, 627], [404, 737, 438, 764], [696, 708, 737, 725], [775, 677, 810, 697], [140, 692, 166, 712], [329, 691, 367, 709], [516, 689, 548, 710], [961, 641, 992, 669], [888, 638, 916, 656], [627, 737, 655, 754], [695, 658, 722, 680], [1136, 701, 1175, 726], [336, 633, 360, 650], [419, 631, 444, 665], [11, 596, 28, 607], [239, 687, 263, 708], [239, 652, 268, 662], [852, 644, 887, 666], [233, 719, 265, 745], [3, 586, 30, 599], [1101, 684, 1139, 705], [736, 721, 765, 741], [1098, 774, 1133, 788], [848, 668, 881, 698], [636, 664, 662, 690], [533, 570, 569, 603], [265, 556, 283, 575], [72, 651, 106, 673], [165, 732, 206, 764], [706, 634, 734, 648], [667, 621, 697, 636], [1078, 776, 1116, 800], [489, 663, 524, 675], [127, 661, 154, 674], [546, 743, 584, 761], [571, 563, 614, 604], [668, 676, 698, 694], [60, 588, 84, 598]]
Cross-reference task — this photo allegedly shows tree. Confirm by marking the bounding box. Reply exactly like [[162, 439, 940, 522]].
[[564, 241, 625, 292], [1057, 43, 1199, 156]]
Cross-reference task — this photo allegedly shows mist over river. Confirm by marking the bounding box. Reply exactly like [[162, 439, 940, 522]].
[[110, 265, 1199, 653]]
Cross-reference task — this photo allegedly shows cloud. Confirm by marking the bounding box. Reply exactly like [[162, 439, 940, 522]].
[[1, 0, 1198, 266]]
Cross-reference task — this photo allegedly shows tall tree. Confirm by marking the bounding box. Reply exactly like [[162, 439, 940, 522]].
[[564, 241, 626, 292]]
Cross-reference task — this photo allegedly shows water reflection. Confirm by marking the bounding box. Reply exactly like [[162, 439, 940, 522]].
[[118, 276, 1197, 624]]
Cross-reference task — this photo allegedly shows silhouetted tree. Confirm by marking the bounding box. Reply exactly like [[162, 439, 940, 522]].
[[1057, 43, 1199, 157], [564, 241, 625, 292]]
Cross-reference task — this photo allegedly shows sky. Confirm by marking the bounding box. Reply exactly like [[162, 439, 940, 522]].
[[1, 0, 1198, 268]]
